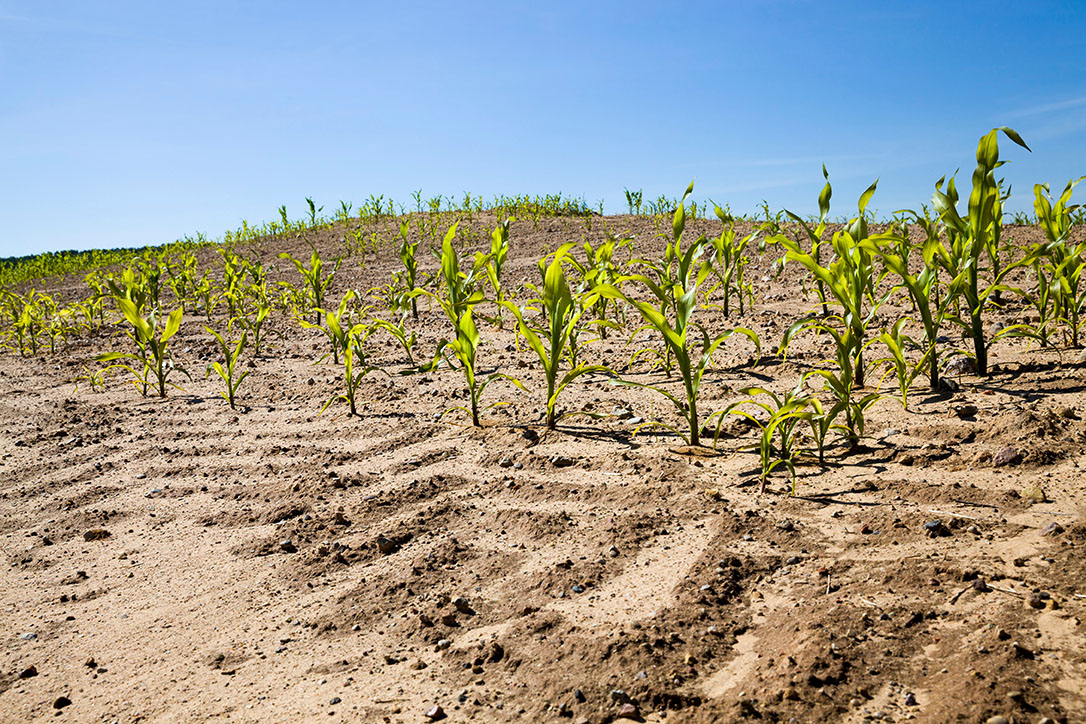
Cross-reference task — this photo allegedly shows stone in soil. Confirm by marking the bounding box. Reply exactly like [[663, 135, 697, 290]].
[[376, 536, 399, 555], [992, 446, 1021, 467], [83, 529, 111, 541], [424, 704, 446, 720], [53, 697, 71, 710]]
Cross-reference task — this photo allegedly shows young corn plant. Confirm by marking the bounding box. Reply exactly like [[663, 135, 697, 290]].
[[1032, 177, 1086, 346], [204, 325, 250, 409], [593, 182, 760, 447], [931, 127, 1032, 375], [99, 299, 187, 398], [279, 246, 341, 324], [502, 243, 615, 429], [873, 318, 926, 410], [781, 166, 833, 317], [411, 223, 524, 426], [706, 204, 759, 318], [574, 234, 631, 340], [861, 226, 962, 391], [723, 386, 812, 494], [323, 325, 384, 416], [482, 219, 512, 328], [777, 180, 897, 388], [398, 219, 421, 318]]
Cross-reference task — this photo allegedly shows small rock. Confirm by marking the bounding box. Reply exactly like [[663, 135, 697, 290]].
[[1041, 522, 1065, 537], [329, 697, 341, 705], [1012, 642, 1035, 659], [572, 584, 585, 594], [904, 692, 917, 706], [83, 529, 111, 542], [498, 456, 513, 468], [573, 689, 586, 703], [938, 377, 960, 393], [607, 545, 620, 558], [453, 597, 474, 614], [376, 536, 399, 555], [617, 702, 641, 720], [513, 461, 523, 470], [610, 689, 631, 704], [440, 613, 458, 627], [436, 639, 451, 651], [993, 446, 1022, 467], [922, 520, 951, 538], [972, 579, 990, 592], [19, 633, 36, 640], [278, 539, 297, 553], [985, 717, 1010, 724], [53, 697, 71, 710], [488, 642, 504, 663], [424, 704, 446, 720], [551, 455, 574, 468], [946, 357, 976, 375], [777, 520, 795, 532], [1020, 484, 1046, 503], [953, 403, 978, 419], [18, 665, 37, 679]]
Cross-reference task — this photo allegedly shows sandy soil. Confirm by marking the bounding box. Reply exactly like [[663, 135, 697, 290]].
[[1, 213, 1084, 723]]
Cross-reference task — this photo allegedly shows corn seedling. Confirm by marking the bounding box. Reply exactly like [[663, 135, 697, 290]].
[[1032, 177, 1086, 346], [398, 219, 421, 318], [777, 180, 897, 388], [482, 219, 511, 328], [502, 243, 615, 429], [873, 318, 926, 410], [594, 182, 761, 447], [411, 223, 525, 426], [279, 246, 341, 323], [724, 386, 813, 494], [931, 127, 1032, 375], [98, 299, 187, 398], [706, 204, 759, 318], [204, 325, 250, 409]]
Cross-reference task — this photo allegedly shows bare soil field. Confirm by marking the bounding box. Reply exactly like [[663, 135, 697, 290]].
[[1, 214, 1084, 723]]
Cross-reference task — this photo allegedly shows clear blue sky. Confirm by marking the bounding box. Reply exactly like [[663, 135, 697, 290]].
[[2, 0, 1084, 257]]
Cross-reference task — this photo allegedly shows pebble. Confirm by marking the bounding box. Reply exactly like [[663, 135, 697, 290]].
[[453, 597, 473, 614], [945, 357, 976, 375], [608, 545, 620, 558], [436, 639, 451, 651], [617, 702, 640, 719], [777, 520, 795, 532], [922, 520, 951, 538], [904, 692, 917, 706], [53, 697, 71, 710], [376, 536, 399, 555], [572, 585, 585, 594], [985, 717, 1010, 724], [953, 403, 978, 419], [18, 666, 37, 679], [83, 529, 111, 542], [1041, 522, 1065, 537], [993, 446, 1022, 467], [278, 539, 297, 553], [424, 704, 446, 720], [498, 457, 513, 468], [19, 633, 36, 640], [329, 697, 341, 705], [551, 455, 574, 468], [573, 689, 586, 703]]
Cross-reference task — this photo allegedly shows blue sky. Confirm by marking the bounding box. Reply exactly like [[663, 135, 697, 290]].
[[2, 0, 1084, 257]]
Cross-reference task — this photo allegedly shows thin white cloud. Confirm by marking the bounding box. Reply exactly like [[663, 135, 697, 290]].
[[1003, 96, 1086, 119]]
